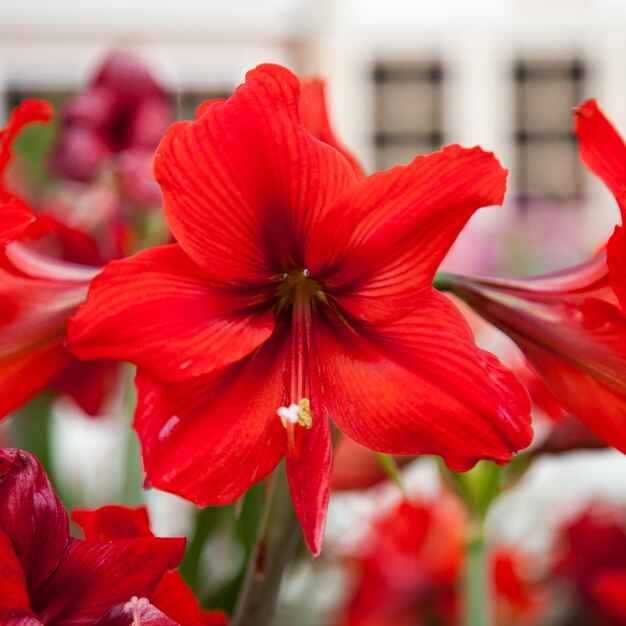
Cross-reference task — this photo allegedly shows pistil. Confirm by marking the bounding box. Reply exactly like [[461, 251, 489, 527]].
[[277, 269, 315, 458], [124, 596, 149, 626]]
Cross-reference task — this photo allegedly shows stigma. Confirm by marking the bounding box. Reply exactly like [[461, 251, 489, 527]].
[[277, 398, 312, 457], [277, 398, 312, 429], [124, 596, 149, 625]]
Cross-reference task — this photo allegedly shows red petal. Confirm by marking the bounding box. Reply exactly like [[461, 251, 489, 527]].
[[300, 79, 365, 179], [69, 244, 274, 382], [0, 199, 35, 246], [315, 293, 532, 470], [607, 225, 626, 310], [285, 367, 332, 556], [154, 63, 357, 283], [0, 529, 31, 614], [32, 537, 185, 625], [0, 342, 71, 419], [306, 145, 507, 322], [73, 505, 153, 541], [0, 100, 53, 198], [152, 571, 227, 626], [55, 357, 120, 417], [519, 299, 626, 453], [133, 331, 289, 505], [575, 99, 626, 219], [0, 450, 69, 592], [0, 616, 42, 626]]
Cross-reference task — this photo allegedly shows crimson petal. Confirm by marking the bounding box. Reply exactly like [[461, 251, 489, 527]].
[[0, 449, 69, 592], [306, 145, 507, 322], [69, 244, 274, 382], [32, 537, 185, 625], [315, 293, 532, 471], [0, 529, 31, 614], [154, 64, 357, 284], [607, 226, 626, 310], [94, 601, 178, 626]]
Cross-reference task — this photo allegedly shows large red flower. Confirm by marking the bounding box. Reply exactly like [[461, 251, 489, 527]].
[[0, 448, 186, 625], [440, 100, 626, 454], [69, 63, 532, 555]]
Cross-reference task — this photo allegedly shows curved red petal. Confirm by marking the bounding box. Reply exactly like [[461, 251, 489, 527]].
[[0, 449, 69, 593], [33, 537, 185, 625], [607, 225, 626, 311], [0, 615, 42, 626], [152, 571, 226, 626], [315, 293, 532, 470], [575, 99, 626, 219], [69, 244, 275, 382], [133, 331, 289, 505], [154, 63, 357, 283], [72, 505, 153, 541], [307, 145, 507, 322], [285, 381, 332, 556], [300, 79, 365, 179], [518, 300, 626, 453], [0, 100, 53, 194]]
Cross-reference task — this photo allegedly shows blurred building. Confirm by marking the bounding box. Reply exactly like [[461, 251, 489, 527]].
[[0, 0, 624, 245]]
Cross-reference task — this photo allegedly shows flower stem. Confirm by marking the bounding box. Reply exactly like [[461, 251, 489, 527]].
[[231, 465, 301, 626], [464, 519, 491, 626]]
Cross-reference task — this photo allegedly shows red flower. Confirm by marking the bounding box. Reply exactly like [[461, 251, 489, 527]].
[[69, 63, 532, 555], [441, 100, 626, 454], [72, 505, 227, 626], [51, 51, 172, 206], [552, 507, 626, 626], [0, 100, 120, 418], [336, 494, 542, 626], [0, 100, 51, 244], [0, 448, 185, 625]]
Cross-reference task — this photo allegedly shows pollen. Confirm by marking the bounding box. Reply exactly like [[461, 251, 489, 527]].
[[277, 398, 312, 429]]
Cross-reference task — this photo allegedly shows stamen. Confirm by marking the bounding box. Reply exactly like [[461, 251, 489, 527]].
[[124, 596, 149, 626]]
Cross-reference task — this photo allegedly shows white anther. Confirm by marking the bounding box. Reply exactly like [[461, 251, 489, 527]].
[[277, 403, 301, 425], [303, 268, 311, 277]]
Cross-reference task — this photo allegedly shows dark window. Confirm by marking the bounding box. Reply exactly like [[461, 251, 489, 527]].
[[513, 59, 586, 206], [174, 90, 233, 121], [372, 60, 444, 171]]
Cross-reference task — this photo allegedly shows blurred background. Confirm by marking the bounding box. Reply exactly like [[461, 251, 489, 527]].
[[3, 1, 626, 625]]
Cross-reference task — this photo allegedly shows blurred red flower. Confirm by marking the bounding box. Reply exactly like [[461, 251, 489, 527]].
[[51, 51, 172, 206], [552, 507, 626, 626], [0, 448, 186, 625], [69, 63, 532, 555], [0, 101, 119, 418], [337, 494, 543, 626]]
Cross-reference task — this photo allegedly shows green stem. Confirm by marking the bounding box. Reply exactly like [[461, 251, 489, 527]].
[[464, 520, 491, 626], [231, 466, 301, 626], [432, 270, 455, 292]]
